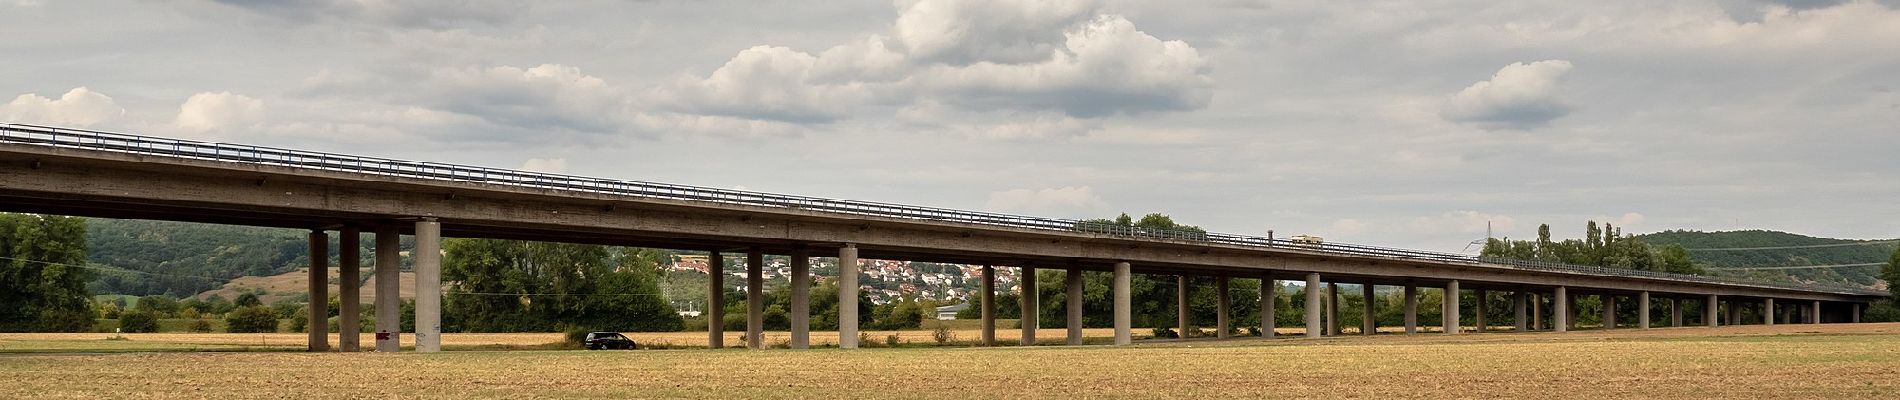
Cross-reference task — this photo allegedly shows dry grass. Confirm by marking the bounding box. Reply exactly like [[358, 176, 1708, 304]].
[[3, 323, 1899, 399]]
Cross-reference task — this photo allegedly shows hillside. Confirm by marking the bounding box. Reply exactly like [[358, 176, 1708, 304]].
[[1637, 230, 1894, 288], [192, 268, 415, 305], [85, 218, 413, 297]]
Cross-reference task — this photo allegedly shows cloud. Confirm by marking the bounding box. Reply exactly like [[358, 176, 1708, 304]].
[[175, 92, 265, 134], [657, 0, 1211, 129], [206, 0, 524, 30], [519, 158, 567, 174], [2, 87, 124, 127], [1441, 60, 1575, 129], [984, 186, 1110, 214]]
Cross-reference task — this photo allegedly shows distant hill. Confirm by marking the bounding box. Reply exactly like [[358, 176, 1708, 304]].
[[192, 268, 414, 306], [1637, 230, 1894, 289], [85, 218, 411, 297]]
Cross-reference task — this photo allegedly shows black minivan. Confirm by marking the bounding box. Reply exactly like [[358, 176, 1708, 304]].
[[583, 332, 638, 350]]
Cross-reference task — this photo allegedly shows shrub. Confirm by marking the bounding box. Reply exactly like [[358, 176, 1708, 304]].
[[289, 313, 308, 333], [225, 306, 280, 333], [1246, 326, 1262, 337], [932, 325, 954, 345], [885, 334, 901, 347], [186, 319, 213, 333], [118, 310, 159, 333], [1152, 327, 1178, 339]]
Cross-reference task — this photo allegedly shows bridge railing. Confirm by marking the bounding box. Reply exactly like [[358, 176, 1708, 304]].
[[0, 123, 1883, 296]]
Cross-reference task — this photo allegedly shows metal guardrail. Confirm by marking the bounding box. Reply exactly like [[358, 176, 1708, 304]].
[[0, 123, 1885, 296]]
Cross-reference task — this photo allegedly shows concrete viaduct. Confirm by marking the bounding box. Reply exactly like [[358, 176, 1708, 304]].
[[0, 124, 1885, 351]]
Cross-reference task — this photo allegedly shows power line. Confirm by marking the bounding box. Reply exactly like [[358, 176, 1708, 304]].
[[1706, 262, 1887, 271], [1683, 240, 1900, 251]]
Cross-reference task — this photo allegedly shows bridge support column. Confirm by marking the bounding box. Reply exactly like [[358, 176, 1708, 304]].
[[1705, 294, 1719, 327], [1764, 298, 1775, 326], [1112, 262, 1132, 345], [1567, 292, 1579, 330], [337, 227, 360, 352], [1513, 291, 1528, 332], [413, 219, 441, 352], [1727, 300, 1740, 326], [837, 245, 858, 349], [1532, 293, 1543, 331], [1217, 277, 1231, 339], [1639, 292, 1651, 329], [1811, 301, 1821, 324], [1326, 282, 1340, 336], [307, 230, 329, 352], [1403, 285, 1417, 334], [1671, 298, 1682, 327], [789, 247, 810, 349], [1553, 287, 1569, 333], [1602, 294, 1616, 330], [1361, 284, 1375, 335], [1021, 265, 1038, 345], [373, 227, 401, 352], [1474, 289, 1487, 333], [1066, 267, 1083, 345], [1260, 274, 1276, 338], [981, 265, 996, 346], [746, 249, 763, 349], [1853, 303, 1862, 323], [1443, 280, 1460, 334], [1304, 273, 1322, 338], [1177, 276, 1190, 338], [708, 251, 726, 349]]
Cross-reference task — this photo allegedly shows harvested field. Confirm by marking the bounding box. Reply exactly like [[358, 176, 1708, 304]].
[[2, 323, 1898, 398]]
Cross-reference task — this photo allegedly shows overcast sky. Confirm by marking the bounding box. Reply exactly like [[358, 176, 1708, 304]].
[[4, 0, 1898, 252]]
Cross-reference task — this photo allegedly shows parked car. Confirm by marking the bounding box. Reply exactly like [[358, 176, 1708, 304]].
[[583, 332, 637, 350]]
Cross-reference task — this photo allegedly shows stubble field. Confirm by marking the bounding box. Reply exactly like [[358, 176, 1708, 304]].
[[2, 323, 1898, 399]]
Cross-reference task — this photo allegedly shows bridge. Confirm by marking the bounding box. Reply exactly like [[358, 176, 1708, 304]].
[[0, 123, 1884, 352]]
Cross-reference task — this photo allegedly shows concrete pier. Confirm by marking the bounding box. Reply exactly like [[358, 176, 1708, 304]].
[[1513, 291, 1528, 332], [1639, 292, 1651, 329], [1304, 273, 1321, 338], [1260, 275, 1276, 338], [1177, 276, 1190, 338], [1403, 285, 1417, 334], [981, 264, 996, 346], [1326, 282, 1340, 336], [1021, 265, 1038, 345], [337, 227, 360, 352], [1217, 277, 1231, 338], [789, 247, 810, 349], [1533, 293, 1543, 331], [373, 227, 401, 352], [1553, 286, 1569, 333], [838, 246, 858, 348], [1602, 294, 1616, 330], [707, 251, 725, 349], [413, 219, 441, 352], [1727, 301, 1740, 326], [1567, 292, 1579, 330], [1811, 300, 1821, 324], [1443, 280, 1460, 334], [1764, 298, 1775, 326], [1473, 289, 1487, 333], [1066, 268, 1084, 345], [1706, 294, 1719, 327], [746, 249, 763, 349], [1360, 284, 1375, 335], [307, 230, 329, 352], [1670, 297, 1682, 327], [1113, 262, 1132, 345], [1853, 303, 1862, 323]]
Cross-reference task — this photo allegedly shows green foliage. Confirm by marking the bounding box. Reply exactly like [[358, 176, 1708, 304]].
[[118, 310, 160, 333], [186, 318, 213, 333], [0, 213, 96, 332], [1639, 230, 1894, 287], [85, 219, 404, 296], [224, 306, 280, 333], [234, 292, 262, 308], [442, 239, 680, 333], [1885, 247, 1900, 299], [134, 295, 182, 317], [1483, 222, 1703, 275]]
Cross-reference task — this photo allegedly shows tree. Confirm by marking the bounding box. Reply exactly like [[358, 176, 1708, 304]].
[[225, 306, 280, 333], [135, 295, 182, 317], [441, 239, 680, 332], [0, 213, 95, 332], [1885, 246, 1900, 299], [118, 310, 160, 333], [234, 292, 262, 308]]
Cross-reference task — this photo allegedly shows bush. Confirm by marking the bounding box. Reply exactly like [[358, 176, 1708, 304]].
[[1152, 327, 1178, 339], [885, 334, 901, 347], [289, 313, 308, 333], [1866, 300, 1900, 322], [186, 319, 213, 333], [931, 325, 954, 345], [225, 306, 280, 333], [118, 310, 160, 333]]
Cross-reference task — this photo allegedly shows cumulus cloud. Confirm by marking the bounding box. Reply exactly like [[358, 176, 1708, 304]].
[[985, 186, 1110, 214], [175, 92, 265, 134], [657, 0, 1211, 128], [1441, 60, 1574, 129], [2, 87, 124, 127]]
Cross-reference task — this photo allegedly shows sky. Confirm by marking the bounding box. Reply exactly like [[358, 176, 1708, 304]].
[[3, 0, 1898, 253]]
